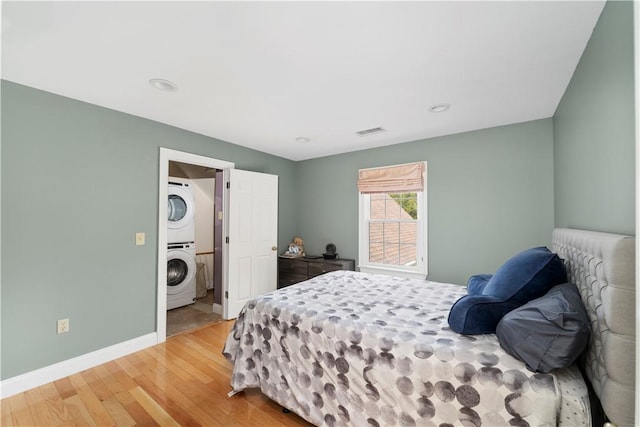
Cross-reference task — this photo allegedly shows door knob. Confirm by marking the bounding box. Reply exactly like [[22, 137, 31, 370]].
[[272, 246, 278, 251]]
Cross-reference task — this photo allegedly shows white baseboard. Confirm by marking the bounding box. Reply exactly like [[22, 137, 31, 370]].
[[0, 332, 158, 399], [212, 303, 223, 315]]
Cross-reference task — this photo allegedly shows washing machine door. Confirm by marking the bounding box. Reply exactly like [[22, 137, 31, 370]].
[[168, 184, 195, 230], [167, 248, 197, 295]]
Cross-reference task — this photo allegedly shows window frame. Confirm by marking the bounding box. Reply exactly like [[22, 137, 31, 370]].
[[358, 162, 428, 279]]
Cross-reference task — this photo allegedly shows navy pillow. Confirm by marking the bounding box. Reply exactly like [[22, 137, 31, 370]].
[[496, 283, 590, 373], [448, 247, 567, 335], [467, 274, 492, 295]]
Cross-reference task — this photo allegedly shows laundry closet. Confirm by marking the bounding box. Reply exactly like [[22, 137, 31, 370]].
[[166, 161, 223, 336]]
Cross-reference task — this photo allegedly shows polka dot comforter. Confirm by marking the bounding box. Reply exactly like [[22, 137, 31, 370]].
[[223, 271, 589, 426]]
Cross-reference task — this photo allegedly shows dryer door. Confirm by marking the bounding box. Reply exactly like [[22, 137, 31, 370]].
[[167, 249, 196, 295], [168, 184, 195, 230]]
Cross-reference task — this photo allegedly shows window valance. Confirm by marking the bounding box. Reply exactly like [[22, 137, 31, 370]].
[[357, 162, 425, 194]]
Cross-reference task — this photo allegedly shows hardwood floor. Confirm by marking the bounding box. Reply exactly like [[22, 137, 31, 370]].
[[1, 321, 312, 426]]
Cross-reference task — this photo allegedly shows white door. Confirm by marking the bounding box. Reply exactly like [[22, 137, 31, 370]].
[[223, 169, 278, 319]]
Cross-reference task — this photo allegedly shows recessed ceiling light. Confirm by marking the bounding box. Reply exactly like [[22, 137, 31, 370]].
[[149, 78, 177, 92], [296, 137, 310, 143], [429, 103, 451, 113]]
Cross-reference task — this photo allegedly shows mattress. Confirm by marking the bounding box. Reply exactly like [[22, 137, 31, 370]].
[[223, 270, 590, 426]]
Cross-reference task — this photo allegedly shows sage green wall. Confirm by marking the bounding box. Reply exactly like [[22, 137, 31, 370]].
[[296, 119, 555, 285], [553, 0, 635, 235], [0, 80, 297, 379]]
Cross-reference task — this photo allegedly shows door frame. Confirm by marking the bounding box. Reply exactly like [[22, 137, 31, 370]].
[[157, 148, 234, 343]]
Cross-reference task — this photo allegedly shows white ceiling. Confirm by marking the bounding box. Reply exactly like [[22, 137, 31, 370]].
[[1, 1, 605, 161]]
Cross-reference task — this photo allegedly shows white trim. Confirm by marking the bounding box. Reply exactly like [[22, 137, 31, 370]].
[[158, 148, 234, 343], [358, 265, 427, 280], [212, 303, 223, 315], [222, 168, 231, 319], [358, 160, 424, 172], [0, 332, 157, 399]]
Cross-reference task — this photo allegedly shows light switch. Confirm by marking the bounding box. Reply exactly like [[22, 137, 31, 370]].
[[135, 232, 145, 246], [218, 211, 223, 220]]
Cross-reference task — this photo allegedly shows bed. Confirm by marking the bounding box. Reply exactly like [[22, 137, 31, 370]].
[[223, 228, 635, 426]]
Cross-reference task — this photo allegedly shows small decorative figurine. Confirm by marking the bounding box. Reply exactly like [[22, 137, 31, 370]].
[[282, 236, 305, 258]]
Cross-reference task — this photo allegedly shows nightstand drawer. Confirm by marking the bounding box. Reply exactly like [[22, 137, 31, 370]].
[[308, 262, 344, 277], [278, 274, 307, 288], [278, 259, 308, 276]]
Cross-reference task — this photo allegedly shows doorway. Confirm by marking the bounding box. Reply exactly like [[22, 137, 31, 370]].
[[157, 148, 234, 343], [166, 161, 225, 336]]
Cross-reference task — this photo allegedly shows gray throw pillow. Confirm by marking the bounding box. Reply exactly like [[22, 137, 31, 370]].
[[496, 282, 590, 373]]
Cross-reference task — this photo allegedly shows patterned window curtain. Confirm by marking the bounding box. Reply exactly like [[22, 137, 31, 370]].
[[357, 162, 425, 194]]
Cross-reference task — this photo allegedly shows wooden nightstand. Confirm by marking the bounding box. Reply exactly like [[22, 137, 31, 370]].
[[278, 257, 355, 288]]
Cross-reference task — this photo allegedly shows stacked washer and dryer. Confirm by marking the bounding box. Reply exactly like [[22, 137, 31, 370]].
[[167, 178, 197, 310]]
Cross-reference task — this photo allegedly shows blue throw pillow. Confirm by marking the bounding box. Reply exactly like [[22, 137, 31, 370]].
[[448, 247, 567, 335], [467, 274, 492, 295]]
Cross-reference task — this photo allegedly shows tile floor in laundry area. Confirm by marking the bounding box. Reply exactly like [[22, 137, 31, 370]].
[[166, 290, 222, 337]]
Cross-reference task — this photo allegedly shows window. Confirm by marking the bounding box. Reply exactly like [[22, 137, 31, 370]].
[[358, 162, 427, 278]]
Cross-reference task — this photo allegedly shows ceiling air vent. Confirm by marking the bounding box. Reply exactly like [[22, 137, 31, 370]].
[[356, 127, 386, 137]]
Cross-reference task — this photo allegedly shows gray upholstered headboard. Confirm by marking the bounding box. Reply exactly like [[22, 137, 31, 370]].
[[552, 228, 635, 427]]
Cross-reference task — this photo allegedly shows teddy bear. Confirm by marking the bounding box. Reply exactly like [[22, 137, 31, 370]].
[[286, 236, 305, 257]]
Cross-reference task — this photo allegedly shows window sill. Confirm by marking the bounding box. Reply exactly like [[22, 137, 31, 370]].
[[358, 265, 427, 280]]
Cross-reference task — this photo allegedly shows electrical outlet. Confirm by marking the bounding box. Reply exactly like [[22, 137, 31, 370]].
[[57, 318, 70, 334]]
